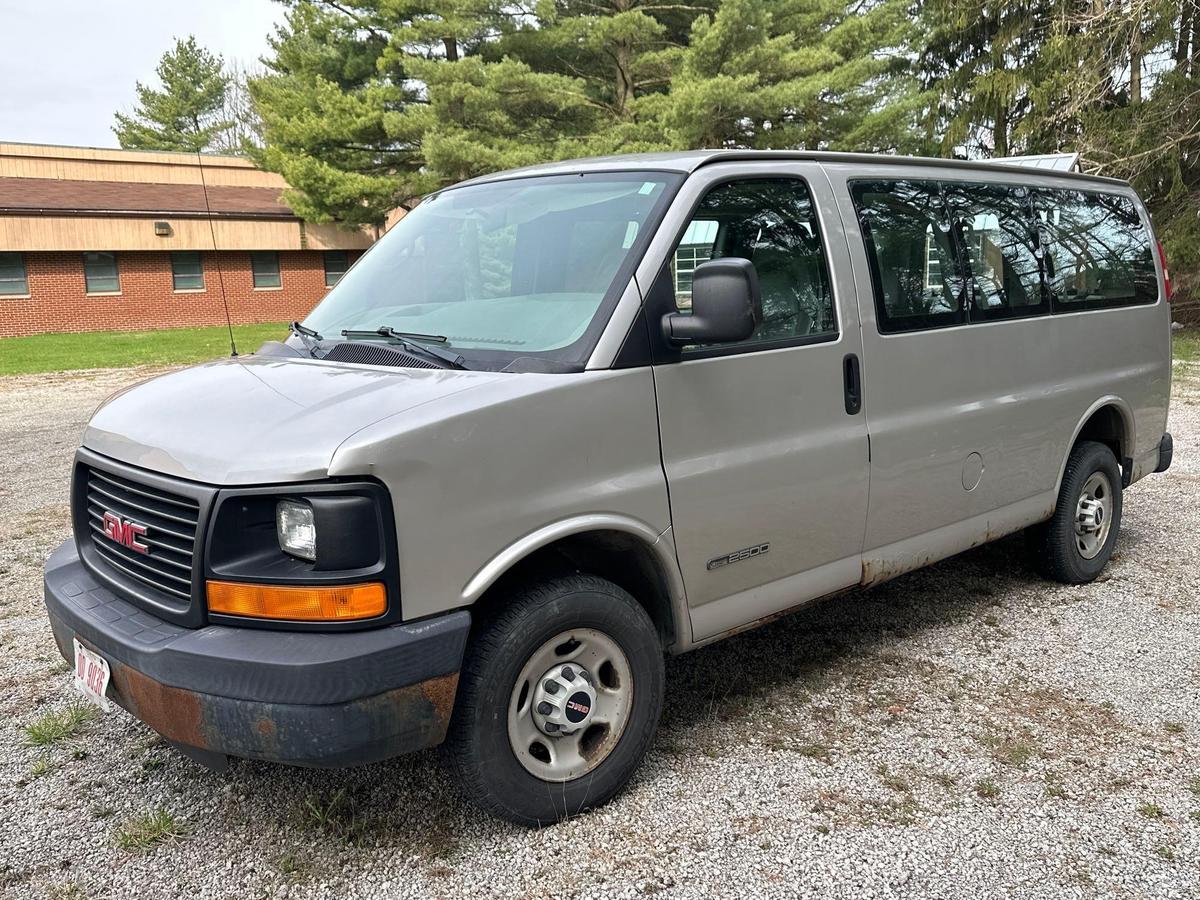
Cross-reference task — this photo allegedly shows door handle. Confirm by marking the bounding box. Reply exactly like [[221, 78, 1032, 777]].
[[843, 353, 862, 415]]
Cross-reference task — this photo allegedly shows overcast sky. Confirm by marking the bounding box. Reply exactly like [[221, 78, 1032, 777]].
[[0, 0, 285, 148]]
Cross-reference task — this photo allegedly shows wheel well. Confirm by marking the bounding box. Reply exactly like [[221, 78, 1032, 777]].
[[471, 530, 678, 649], [1075, 405, 1128, 462]]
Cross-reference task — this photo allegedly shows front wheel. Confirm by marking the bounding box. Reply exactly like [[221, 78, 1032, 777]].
[[443, 574, 664, 826], [1027, 440, 1123, 584]]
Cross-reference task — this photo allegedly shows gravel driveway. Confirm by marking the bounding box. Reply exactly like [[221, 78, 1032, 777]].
[[1, 364, 1198, 900]]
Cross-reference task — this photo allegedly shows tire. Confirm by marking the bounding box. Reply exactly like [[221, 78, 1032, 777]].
[[1027, 440, 1123, 584], [443, 573, 664, 826]]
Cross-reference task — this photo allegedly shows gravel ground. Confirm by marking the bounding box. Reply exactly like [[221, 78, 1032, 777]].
[[1, 363, 1198, 900]]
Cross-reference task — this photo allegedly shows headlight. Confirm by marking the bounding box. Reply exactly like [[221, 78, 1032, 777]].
[[276, 500, 317, 561]]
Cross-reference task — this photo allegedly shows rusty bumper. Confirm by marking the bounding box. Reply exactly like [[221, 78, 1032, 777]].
[[44, 540, 469, 768]]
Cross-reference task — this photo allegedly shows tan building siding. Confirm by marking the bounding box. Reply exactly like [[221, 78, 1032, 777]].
[[0, 215, 372, 253], [0, 142, 288, 188]]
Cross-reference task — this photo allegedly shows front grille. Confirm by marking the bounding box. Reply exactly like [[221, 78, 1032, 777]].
[[84, 466, 199, 603]]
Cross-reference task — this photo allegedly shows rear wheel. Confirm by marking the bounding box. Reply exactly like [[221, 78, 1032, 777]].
[[444, 574, 664, 826], [1027, 440, 1123, 584]]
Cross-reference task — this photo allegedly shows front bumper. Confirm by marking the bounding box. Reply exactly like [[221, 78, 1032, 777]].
[[43, 539, 470, 768]]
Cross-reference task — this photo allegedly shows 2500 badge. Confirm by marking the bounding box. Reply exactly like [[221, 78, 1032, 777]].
[[706, 543, 770, 571]]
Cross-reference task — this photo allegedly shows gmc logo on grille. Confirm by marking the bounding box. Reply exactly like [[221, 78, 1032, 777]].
[[101, 511, 149, 555]]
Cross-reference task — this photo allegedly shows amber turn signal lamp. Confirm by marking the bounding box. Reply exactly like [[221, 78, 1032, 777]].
[[206, 581, 387, 622]]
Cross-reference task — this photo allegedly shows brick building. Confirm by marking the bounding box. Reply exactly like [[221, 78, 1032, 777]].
[[0, 143, 376, 338]]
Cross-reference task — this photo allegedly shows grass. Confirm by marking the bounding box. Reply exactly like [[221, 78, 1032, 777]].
[[25, 704, 97, 746], [1137, 802, 1165, 819], [0, 322, 288, 375], [300, 789, 368, 844], [975, 779, 1001, 799], [1174, 327, 1200, 364], [114, 808, 185, 850]]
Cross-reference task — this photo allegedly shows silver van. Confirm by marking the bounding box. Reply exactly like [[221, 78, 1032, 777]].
[[44, 151, 1174, 825]]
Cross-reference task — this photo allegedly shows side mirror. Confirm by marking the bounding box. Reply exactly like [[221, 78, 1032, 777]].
[[661, 257, 762, 346]]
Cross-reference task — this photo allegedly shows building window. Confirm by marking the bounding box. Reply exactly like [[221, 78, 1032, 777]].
[[84, 252, 120, 294], [324, 250, 349, 287], [251, 251, 281, 289], [0, 252, 28, 296], [171, 251, 205, 291]]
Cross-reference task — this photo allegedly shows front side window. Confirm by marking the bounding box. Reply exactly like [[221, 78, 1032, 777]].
[[324, 250, 348, 287], [251, 251, 281, 289], [945, 182, 1045, 321], [84, 252, 120, 294], [170, 251, 204, 291], [671, 178, 836, 348], [0, 252, 28, 296], [1034, 189, 1157, 309], [303, 172, 679, 371], [851, 180, 964, 333]]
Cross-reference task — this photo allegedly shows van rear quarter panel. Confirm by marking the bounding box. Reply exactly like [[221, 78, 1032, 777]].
[[327, 368, 672, 623], [821, 162, 1171, 560]]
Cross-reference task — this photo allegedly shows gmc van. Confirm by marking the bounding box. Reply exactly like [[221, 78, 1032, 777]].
[[44, 151, 1174, 825]]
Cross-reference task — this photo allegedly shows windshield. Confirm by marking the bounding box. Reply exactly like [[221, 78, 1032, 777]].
[[303, 171, 681, 371]]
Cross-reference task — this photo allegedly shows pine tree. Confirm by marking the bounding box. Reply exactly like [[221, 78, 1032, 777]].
[[380, 0, 631, 182], [248, 2, 420, 228], [915, 0, 1060, 158], [494, 0, 713, 151], [662, 0, 918, 152], [113, 37, 233, 152]]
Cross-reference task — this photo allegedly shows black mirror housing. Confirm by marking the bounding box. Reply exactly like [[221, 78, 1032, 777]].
[[661, 257, 762, 346]]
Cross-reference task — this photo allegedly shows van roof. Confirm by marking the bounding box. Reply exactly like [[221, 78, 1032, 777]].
[[459, 150, 1127, 189]]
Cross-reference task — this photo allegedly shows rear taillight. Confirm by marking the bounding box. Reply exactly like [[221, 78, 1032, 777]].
[[1157, 240, 1173, 301]]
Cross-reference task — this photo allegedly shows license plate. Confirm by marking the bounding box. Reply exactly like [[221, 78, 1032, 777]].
[[72, 639, 112, 712]]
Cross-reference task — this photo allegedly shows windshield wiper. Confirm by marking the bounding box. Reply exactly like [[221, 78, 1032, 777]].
[[340, 326, 467, 369], [289, 320, 323, 356]]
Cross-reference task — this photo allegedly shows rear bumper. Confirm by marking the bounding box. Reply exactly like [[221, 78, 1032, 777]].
[[43, 539, 469, 768], [1156, 432, 1173, 474]]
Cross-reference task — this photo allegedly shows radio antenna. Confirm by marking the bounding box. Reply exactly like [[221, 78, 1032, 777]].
[[197, 150, 238, 357]]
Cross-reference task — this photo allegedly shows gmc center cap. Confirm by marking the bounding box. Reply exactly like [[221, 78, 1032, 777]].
[[531, 664, 598, 734]]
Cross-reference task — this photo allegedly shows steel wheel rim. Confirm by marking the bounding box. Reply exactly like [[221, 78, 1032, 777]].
[[1074, 470, 1113, 560], [507, 628, 633, 783]]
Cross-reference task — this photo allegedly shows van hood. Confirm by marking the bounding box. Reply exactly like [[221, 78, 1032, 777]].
[[83, 356, 503, 484]]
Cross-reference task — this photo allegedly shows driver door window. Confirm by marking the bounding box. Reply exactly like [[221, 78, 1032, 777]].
[[671, 178, 837, 349]]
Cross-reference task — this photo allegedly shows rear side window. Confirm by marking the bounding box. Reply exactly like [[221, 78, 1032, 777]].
[[945, 182, 1045, 321], [672, 178, 836, 349], [849, 180, 964, 333], [851, 178, 1158, 333], [1034, 189, 1157, 309]]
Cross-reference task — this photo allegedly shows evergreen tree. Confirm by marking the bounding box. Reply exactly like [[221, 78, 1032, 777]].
[[379, 0, 607, 182], [248, 2, 419, 228], [915, 0, 1063, 158], [494, 0, 714, 151], [662, 0, 918, 152], [113, 37, 233, 152]]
